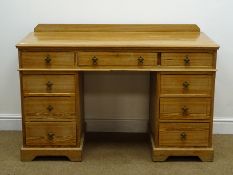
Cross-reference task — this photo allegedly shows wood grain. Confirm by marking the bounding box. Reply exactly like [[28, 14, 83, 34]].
[[150, 134, 214, 161], [160, 74, 213, 96], [21, 134, 84, 161], [34, 24, 200, 32], [18, 68, 217, 72], [159, 123, 210, 147], [161, 53, 214, 68], [78, 52, 157, 67], [24, 96, 78, 121], [16, 31, 219, 49], [21, 52, 75, 69], [159, 97, 211, 120], [22, 74, 76, 94], [17, 24, 218, 161], [25, 122, 77, 146]]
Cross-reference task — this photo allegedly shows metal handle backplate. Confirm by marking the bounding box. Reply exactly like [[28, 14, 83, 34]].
[[47, 105, 53, 112], [181, 106, 189, 116], [183, 81, 190, 89], [92, 56, 98, 65], [46, 81, 53, 90], [47, 132, 55, 141], [45, 55, 52, 64], [184, 55, 190, 65], [138, 56, 144, 65], [180, 132, 187, 141]]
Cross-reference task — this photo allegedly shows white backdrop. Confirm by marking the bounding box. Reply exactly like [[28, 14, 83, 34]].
[[0, 0, 232, 132]]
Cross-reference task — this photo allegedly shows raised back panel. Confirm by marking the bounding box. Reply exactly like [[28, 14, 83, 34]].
[[34, 24, 200, 33]]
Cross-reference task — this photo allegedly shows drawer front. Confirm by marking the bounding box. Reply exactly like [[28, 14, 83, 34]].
[[24, 97, 78, 121], [22, 74, 76, 94], [78, 52, 157, 66], [160, 98, 211, 120], [25, 122, 77, 146], [160, 74, 213, 96], [159, 123, 209, 147], [21, 52, 75, 69], [161, 53, 214, 68]]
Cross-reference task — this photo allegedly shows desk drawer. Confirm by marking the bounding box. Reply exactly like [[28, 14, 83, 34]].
[[159, 123, 209, 147], [25, 122, 77, 146], [78, 52, 157, 66], [160, 74, 213, 96], [160, 98, 211, 120], [24, 97, 77, 121], [161, 53, 214, 68], [21, 52, 75, 69], [22, 74, 76, 94]]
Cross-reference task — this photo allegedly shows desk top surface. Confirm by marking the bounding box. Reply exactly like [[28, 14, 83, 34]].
[[16, 24, 219, 49]]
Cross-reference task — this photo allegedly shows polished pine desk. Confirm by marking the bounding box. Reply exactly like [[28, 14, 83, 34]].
[[16, 24, 219, 161]]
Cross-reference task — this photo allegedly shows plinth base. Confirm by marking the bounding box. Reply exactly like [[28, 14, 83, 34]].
[[21, 135, 84, 161], [150, 135, 214, 162]]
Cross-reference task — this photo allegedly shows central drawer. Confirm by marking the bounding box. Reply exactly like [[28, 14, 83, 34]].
[[160, 74, 213, 96], [159, 123, 210, 147], [25, 122, 77, 146], [24, 96, 77, 121], [77, 52, 157, 66], [22, 74, 76, 94]]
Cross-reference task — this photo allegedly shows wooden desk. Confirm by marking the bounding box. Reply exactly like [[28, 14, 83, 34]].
[[16, 24, 219, 161]]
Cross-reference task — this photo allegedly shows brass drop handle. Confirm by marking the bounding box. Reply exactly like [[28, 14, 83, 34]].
[[183, 81, 190, 89], [184, 55, 190, 65], [181, 106, 189, 116], [92, 56, 98, 65], [138, 56, 144, 64], [47, 132, 55, 141], [46, 81, 53, 90], [44, 55, 52, 64], [47, 105, 53, 112], [180, 132, 187, 141]]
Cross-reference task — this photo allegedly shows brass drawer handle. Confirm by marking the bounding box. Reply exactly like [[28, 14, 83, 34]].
[[180, 132, 187, 141], [182, 81, 190, 89], [47, 132, 55, 141], [92, 56, 98, 65], [46, 81, 53, 90], [184, 55, 190, 65], [181, 106, 189, 116], [44, 55, 52, 64], [47, 105, 54, 112], [138, 56, 144, 65]]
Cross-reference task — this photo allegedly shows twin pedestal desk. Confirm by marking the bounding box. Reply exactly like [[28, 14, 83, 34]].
[[16, 24, 219, 161]]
